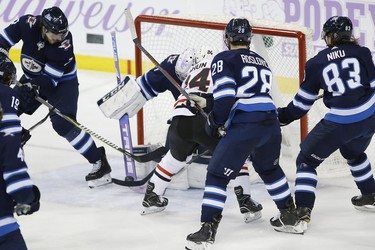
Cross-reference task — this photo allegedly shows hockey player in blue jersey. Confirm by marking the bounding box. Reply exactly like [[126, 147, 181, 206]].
[[0, 55, 40, 250], [0, 6, 111, 188], [274, 16, 375, 234], [185, 18, 296, 249], [98, 47, 263, 223], [139, 47, 263, 223]]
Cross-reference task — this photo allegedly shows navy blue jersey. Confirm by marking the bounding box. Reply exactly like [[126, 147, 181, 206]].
[[0, 132, 35, 237], [0, 84, 21, 136], [0, 14, 77, 87], [284, 44, 375, 124], [211, 48, 276, 126], [136, 54, 183, 100]]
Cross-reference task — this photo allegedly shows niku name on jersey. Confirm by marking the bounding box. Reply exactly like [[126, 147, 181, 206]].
[[327, 49, 345, 61], [240, 54, 269, 67]]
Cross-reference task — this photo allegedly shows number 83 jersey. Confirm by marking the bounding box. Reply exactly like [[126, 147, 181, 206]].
[[286, 44, 375, 124]]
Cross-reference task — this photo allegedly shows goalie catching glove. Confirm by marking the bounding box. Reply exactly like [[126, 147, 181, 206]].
[[97, 75, 147, 119]]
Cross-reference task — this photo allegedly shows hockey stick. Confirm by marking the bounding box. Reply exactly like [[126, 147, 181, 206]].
[[112, 169, 154, 187], [33, 94, 167, 163], [124, 9, 208, 119], [28, 112, 50, 131], [111, 31, 138, 180], [112, 149, 211, 187]]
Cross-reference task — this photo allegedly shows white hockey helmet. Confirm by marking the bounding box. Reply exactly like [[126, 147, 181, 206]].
[[175, 47, 198, 81], [196, 46, 220, 63]]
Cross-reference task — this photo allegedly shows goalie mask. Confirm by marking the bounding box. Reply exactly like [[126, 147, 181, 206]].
[[175, 47, 198, 81]]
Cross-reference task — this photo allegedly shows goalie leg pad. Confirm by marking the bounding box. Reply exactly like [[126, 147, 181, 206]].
[[97, 75, 147, 119]]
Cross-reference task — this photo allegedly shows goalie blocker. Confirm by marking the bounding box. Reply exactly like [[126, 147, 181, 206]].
[[97, 75, 147, 119]]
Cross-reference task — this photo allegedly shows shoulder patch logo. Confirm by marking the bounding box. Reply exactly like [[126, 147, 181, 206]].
[[168, 55, 178, 64], [27, 16, 36, 28], [59, 39, 71, 50]]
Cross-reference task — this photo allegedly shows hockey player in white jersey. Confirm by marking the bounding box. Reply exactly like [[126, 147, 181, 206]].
[[138, 47, 263, 223]]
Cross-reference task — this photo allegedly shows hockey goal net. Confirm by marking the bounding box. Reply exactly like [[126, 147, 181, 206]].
[[133, 14, 349, 184]]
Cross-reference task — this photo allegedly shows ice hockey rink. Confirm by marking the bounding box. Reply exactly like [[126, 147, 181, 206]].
[[16, 65, 375, 250]]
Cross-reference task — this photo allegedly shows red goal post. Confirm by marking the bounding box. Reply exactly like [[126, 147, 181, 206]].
[[132, 14, 348, 178]]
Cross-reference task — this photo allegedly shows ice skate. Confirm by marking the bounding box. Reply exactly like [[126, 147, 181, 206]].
[[297, 207, 312, 231], [351, 193, 375, 212], [141, 182, 168, 215], [270, 197, 304, 234], [234, 186, 262, 223], [185, 214, 222, 250], [85, 147, 112, 188]]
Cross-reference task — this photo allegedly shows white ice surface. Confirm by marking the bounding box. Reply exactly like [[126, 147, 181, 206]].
[[16, 66, 375, 250]]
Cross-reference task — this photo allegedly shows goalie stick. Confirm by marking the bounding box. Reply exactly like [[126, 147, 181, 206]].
[[111, 31, 138, 181], [32, 94, 167, 163]]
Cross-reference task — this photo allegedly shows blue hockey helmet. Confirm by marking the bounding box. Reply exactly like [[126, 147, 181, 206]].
[[0, 54, 16, 86], [42, 6, 68, 34], [321, 16, 353, 41], [224, 18, 252, 47]]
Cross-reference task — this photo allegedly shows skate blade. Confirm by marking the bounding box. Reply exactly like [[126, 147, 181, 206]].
[[273, 222, 305, 234], [87, 174, 112, 188], [140, 206, 167, 215], [354, 205, 375, 212], [244, 211, 262, 223], [185, 240, 212, 250]]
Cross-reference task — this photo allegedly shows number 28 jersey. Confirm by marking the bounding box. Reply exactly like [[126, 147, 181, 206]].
[[210, 48, 276, 127]]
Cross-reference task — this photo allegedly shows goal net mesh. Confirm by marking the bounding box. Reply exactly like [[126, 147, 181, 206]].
[[134, 14, 349, 183]]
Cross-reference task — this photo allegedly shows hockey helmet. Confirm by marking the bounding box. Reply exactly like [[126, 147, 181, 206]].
[[175, 47, 198, 82], [321, 16, 352, 41], [0, 55, 16, 86], [224, 18, 252, 47], [42, 6, 68, 34]]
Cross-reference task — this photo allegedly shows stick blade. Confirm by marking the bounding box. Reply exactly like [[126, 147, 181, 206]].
[[124, 8, 137, 41]]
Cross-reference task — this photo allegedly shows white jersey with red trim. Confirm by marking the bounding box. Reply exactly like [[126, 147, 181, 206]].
[[170, 58, 213, 118]]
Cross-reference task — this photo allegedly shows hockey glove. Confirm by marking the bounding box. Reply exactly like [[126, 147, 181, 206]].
[[188, 93, 214, 113], [14, 185, 41, 216], [21, 127, 31, 146], [205, 112, 226, 138], [277, 107, 293, 126], [18, 82, 40, 103]]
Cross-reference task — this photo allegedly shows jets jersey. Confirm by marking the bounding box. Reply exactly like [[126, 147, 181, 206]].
[[0, 14, 77, 87], [0, 84, 21, 136], [136, 54, 183, 100], [171, 58, 213, 118], [211, 48, 276, 127], [283, 44, 375, 124], [0, 131, 35, 237]]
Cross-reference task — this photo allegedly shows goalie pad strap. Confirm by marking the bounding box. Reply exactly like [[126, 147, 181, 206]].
[[97, 75, 147, 119]]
